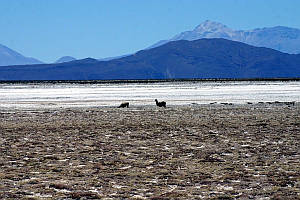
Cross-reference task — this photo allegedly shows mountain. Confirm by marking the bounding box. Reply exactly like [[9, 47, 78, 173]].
[[55, 56, 76, 63], [0, 44, 43, 66], [68, 57, 99, 64], [0, 38, 299, 80], [150, 20, 300, 54], [98, 54, 130, 61]]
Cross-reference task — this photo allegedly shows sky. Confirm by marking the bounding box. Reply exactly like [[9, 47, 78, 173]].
[[1, 0, 300, 63]]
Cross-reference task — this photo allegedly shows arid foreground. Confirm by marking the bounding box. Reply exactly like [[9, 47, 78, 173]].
[[0, 104, 299, 199]]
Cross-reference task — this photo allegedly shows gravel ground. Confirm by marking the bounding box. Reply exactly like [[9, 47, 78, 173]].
[[0, 103, 299, 199]]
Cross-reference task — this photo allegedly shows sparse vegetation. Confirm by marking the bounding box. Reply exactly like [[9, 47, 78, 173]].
[[0, 104, 299, 199]]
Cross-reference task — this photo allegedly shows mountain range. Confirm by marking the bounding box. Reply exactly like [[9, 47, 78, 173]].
[[0, 38, 299, 80], [150, 20, 300, 54], [2, 20, 300, 67]]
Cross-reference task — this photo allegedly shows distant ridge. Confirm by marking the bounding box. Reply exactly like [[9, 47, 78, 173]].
[[0, 44, 43, 66], [55, 56, 76, 63], [150, 20, 300, 54], [0, 38, 299, 80], [98, 54, 130, 61]]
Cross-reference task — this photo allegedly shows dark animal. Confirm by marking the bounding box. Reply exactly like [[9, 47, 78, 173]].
[[118, 102, 129, 108], [155, 99, 166, 108]]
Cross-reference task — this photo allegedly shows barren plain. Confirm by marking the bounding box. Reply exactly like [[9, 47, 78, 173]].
[[0, 103, 299, 199]]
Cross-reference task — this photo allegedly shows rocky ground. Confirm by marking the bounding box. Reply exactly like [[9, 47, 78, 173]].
[[0, 104, 299, 199]]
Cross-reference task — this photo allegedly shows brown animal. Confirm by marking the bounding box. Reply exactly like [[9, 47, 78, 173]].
[[155, 99, 166, 108], [118, 102, 129, 108]]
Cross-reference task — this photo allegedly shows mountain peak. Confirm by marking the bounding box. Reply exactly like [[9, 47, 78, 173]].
[[193, 20, 233, 34], [152, 20, 300, 54], [171, 20, 235, 41], [194, 20, 228, 32], [0, 43, 43, 66]]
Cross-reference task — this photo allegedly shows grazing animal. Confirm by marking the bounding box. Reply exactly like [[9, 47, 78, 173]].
[[155, 99, 166, 108], [118, 102, 129, 108]]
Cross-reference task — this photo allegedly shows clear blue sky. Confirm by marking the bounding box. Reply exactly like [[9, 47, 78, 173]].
[[1, 0, 300, 63]]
